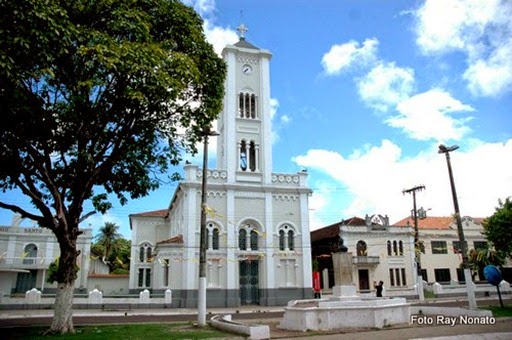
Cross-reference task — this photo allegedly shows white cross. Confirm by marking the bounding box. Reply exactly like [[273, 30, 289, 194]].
[[237, 24, 248, 39]]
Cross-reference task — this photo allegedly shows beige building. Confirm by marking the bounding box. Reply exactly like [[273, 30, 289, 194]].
[[0, 215, 92, 297], [312, 214, 510, 298], [129, 28, 313, 307], [393, 215, 492, 284]]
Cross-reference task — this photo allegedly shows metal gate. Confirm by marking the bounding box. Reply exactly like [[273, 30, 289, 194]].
[[239, 260, 259, 305]]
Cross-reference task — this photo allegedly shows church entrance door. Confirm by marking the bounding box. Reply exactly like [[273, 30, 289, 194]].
[[358, 269, 370, 291], [15, 270, 37, 293], [239, 260, 259, 305]]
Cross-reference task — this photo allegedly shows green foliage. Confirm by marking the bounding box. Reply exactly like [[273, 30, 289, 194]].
[[95, 222, 122, 259], [108, 238, 131, 273], [0, 0, 225, 286], [467, 246, 505, 272], [312, 258, 319, 272], [93, 225, 131, 273], [46, 258, 59, 284], [46, 257, 78, 284], [111, 268, 129, 275], [483, 198, 512, 258]]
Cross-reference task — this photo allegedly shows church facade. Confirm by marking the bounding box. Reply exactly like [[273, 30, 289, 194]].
[[129, 29, 313, 307]]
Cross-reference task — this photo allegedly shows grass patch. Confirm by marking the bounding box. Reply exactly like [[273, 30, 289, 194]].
[[423, 290, 436, 299], [481, 305, 512, 317], [2, 322, 236, 339]]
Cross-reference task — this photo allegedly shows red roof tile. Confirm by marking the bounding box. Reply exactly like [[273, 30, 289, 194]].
[[158, 234, 183, 245], [392, 216, 484, 230], [311, 217, 367, 242], [130, 209, 168, 218], [393, 216, 454, 229]]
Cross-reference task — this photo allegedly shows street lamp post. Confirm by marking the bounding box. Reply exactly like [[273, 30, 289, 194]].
[[198, 128, 219, 326], [438, 144, 477, 309], [403, 185, 426, 301]]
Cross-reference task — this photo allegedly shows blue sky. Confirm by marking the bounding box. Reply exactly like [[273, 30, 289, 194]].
[[1, 0, 511, 238]]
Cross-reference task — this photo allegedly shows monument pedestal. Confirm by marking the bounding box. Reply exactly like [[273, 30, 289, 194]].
[[332, 285, 357, 298], [279, 236, 411, 331], [331, 252, 357, 298]]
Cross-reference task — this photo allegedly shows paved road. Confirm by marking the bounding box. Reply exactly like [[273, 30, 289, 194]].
[[0, 297, 511, 339]]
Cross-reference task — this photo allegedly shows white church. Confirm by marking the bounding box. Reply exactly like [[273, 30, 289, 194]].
[[129, 26, 313, 307]]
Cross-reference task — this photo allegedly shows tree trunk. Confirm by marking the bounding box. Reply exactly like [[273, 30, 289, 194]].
[[49, 281, 75, 334], [47, 226, 80, 334]]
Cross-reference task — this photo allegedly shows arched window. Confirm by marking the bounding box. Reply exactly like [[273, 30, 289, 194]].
[[278, 225, 295, 251], [212, 228, 219, 250], [250, 230, 259, 250], [249, 141, 256, 171], [279, 230, 285, 251], [139, 243, 152, 262], [287, 230, 295, 251], [356, 240, 367, 256], [250, 94, 256, 118], [387, 241, 392, 256], [239, 229, 247, 250], [238, 92, 257, 118], [206, 223, 220, 250], [23, 244, 37, 264], [399, 240, 404, 255], [393, 240, 398, 256], [240, 140, 247, 171]]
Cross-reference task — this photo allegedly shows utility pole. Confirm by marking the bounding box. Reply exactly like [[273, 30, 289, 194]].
[[198, 127, 219, 326], [438, 144, 477, 309], [403, 185, 426, 301]]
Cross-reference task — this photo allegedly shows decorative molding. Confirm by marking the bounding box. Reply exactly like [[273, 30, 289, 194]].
[[208, 191, 227, 198], [273, 194, 299, 201], [235, 191, 265, 199], [237, 54, 259, 65], [271, 173, 300, 185], [197, 169, 228, 180], [387, 257, 406, 265], [237, 125, 260, 134]]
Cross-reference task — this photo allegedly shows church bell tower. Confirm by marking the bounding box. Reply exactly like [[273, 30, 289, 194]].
[[217, 25, 273, 184]]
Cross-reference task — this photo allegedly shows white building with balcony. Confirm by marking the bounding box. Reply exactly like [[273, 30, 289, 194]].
[[0, 215, 92, 297], [311, 215, 416, 296]]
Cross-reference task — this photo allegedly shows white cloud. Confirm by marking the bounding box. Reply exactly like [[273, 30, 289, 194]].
[[386, 88, 474, 141], [269, 98, 282, 144], [269, 98, 279, 120], [307, 183, 331, 231], [183, 0, 238, 56], [280, 114, 291, 125], [321, 38, 379, 75], [183, 0, 216, 16], [203, 20, 239, 56], [463, 44, 512, 97], [414, 0, 512, 96], [81, 212, 125, 238], [294, 139, 512, 227], [357, 62, 415, 112]]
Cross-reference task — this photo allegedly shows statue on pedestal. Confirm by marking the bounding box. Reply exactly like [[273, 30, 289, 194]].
[[333, 235, 353, 287]]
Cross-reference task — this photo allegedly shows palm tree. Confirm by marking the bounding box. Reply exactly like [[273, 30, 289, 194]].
[[95, 222, 122, 261]]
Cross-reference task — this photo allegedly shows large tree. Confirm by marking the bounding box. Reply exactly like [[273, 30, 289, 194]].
[[483, 198, 512, 259], [0, 0, 225, 334]]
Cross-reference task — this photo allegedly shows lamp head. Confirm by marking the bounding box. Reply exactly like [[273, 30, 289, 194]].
[[438, 144, 459, 153]]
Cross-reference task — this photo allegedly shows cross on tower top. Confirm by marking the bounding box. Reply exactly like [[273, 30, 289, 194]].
[[237, 24, 248, 39]]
